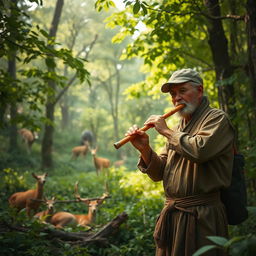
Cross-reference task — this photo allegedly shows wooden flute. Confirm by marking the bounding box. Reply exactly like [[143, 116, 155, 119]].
[[113, 104, 185, 149]]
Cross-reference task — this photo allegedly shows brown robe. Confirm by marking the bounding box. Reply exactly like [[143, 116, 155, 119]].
[[138, 97, 234, 256]]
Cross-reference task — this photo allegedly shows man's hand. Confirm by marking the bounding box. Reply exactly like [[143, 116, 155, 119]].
[[125, 125, 150, 152], [144, 115, 171, 136]]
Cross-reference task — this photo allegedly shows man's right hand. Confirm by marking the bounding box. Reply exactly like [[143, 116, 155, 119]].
[[125, 124, 152, 165], [125, 125, 150, 152]]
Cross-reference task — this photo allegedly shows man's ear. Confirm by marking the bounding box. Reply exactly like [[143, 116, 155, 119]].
[[197, 85, 204, 96]]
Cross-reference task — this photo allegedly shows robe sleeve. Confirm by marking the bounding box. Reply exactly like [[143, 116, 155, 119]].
[[137, 145, 168, 182], [167, 110, 234, 163]]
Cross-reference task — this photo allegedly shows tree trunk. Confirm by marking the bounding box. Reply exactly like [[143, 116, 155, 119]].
[[8, 0, 18, 152], [246, 0, 256, 138], [113, 65, 121, 158], [8, 54, 18, 152], [204, 0, 237, 120], [60, 94, 69, 130], [41, 0, 64, 169]]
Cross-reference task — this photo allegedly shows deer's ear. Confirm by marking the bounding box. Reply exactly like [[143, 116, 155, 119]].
[[83, 199, 90, 205], [97, 199, 104, 205], [32, 173, 37, 178]]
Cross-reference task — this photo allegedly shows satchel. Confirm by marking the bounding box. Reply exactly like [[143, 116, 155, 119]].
[[221, 153, 248, 225]]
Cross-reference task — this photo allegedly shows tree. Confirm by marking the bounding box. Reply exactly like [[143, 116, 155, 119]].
[[0, 0, 89, 166], [96, 0, 256, 185], [41, 0, 64, 169], [96, 0, 255, 142], [203, 0, 236, 118], [246, 0, 256, 137]]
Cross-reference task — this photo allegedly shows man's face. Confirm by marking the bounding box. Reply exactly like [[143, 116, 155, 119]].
[[169, 82, 203, 117]]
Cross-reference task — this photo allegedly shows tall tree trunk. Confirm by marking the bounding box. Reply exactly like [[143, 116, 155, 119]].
[[8, 58, 18, 151], [8, 0, 18, 152], [113, 65, 121, 158], [204, 0, 237, 120], [246, 0, 256, 139], [41, 0, 64, 169], [60, 94, 69, 130]]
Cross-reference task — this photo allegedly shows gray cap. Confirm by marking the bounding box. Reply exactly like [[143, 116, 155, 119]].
[[161, 68, 203, 93]]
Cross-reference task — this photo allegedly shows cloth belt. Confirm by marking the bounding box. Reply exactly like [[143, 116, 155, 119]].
[[153, 192, 220, 256]]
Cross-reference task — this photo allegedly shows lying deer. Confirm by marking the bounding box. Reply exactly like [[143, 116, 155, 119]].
[[34, 197, 56, 223], [114, 155, 127, 168], [71, 141, 89, 159], [50, 182, 109, 229], [8, 172, 48, 217], [90, 147, 111, 175], [18, 128, 38, 153]]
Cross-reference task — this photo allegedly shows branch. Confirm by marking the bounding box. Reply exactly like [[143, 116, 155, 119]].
[[84, 34, 99, 60], [181, 50, 213, 68], [144, 2, 245, 21], [1, 212, 128, 246], [53, 73, 77, 105], [53, 34, 98, 106], [90, 212, 128, 240], [30, 196, 111, 204]]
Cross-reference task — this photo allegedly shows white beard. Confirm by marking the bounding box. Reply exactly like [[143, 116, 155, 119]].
[[177, 101, 198, 118]]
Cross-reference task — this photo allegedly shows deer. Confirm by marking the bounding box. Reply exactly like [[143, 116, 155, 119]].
[[114, 155, 127, 168], [114, 159, 125, 168], [71, 141, 89, 159], [90, 147, 111, 175], [34, 197, 56, 224], [8, 172, 48, 217], [18, 128, 38, 153], [50, 182, 109, 229]]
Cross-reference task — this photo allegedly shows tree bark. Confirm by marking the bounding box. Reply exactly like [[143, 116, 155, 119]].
[[204, 0, 237, 120], [60, 94, 69, 130], [8, 0, 18, 152], [246, 0, 256, 137], [1, 212, 128, 246], [41, 0, 64, 169], [8, 50, 18, 152]]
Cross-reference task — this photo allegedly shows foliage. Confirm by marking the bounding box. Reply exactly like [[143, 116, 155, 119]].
[[193, 208, 256, 256], [0, 0, 90, 129], [0, 168, 29, 201], [97, 0, 256, 179], [0, 162, 164, 256], [193, 234, 256, 256], [1, 134, 256, 255]]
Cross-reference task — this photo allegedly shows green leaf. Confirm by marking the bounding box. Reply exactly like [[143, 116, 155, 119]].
[[133, 1, 141, 14], [192, 245, 218, 256], [207, 236, 228, 246], [224, 236, 246, 248], [45, 58, 56, 69], [141, 4, 148, 15]]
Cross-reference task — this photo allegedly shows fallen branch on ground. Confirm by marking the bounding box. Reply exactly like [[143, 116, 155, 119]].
[[1, 212, 128, 246]]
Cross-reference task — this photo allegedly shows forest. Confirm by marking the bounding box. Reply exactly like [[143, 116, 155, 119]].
[[0, 0, 256, 255]]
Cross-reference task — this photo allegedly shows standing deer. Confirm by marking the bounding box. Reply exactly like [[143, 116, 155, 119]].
[[8, 172, 48, 217], [34, 197, 56, 223], [50, 182, 109, 229], [71, 141, 89, 159], [18, 128, 38, 153], [90, 147, 111, 175]]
